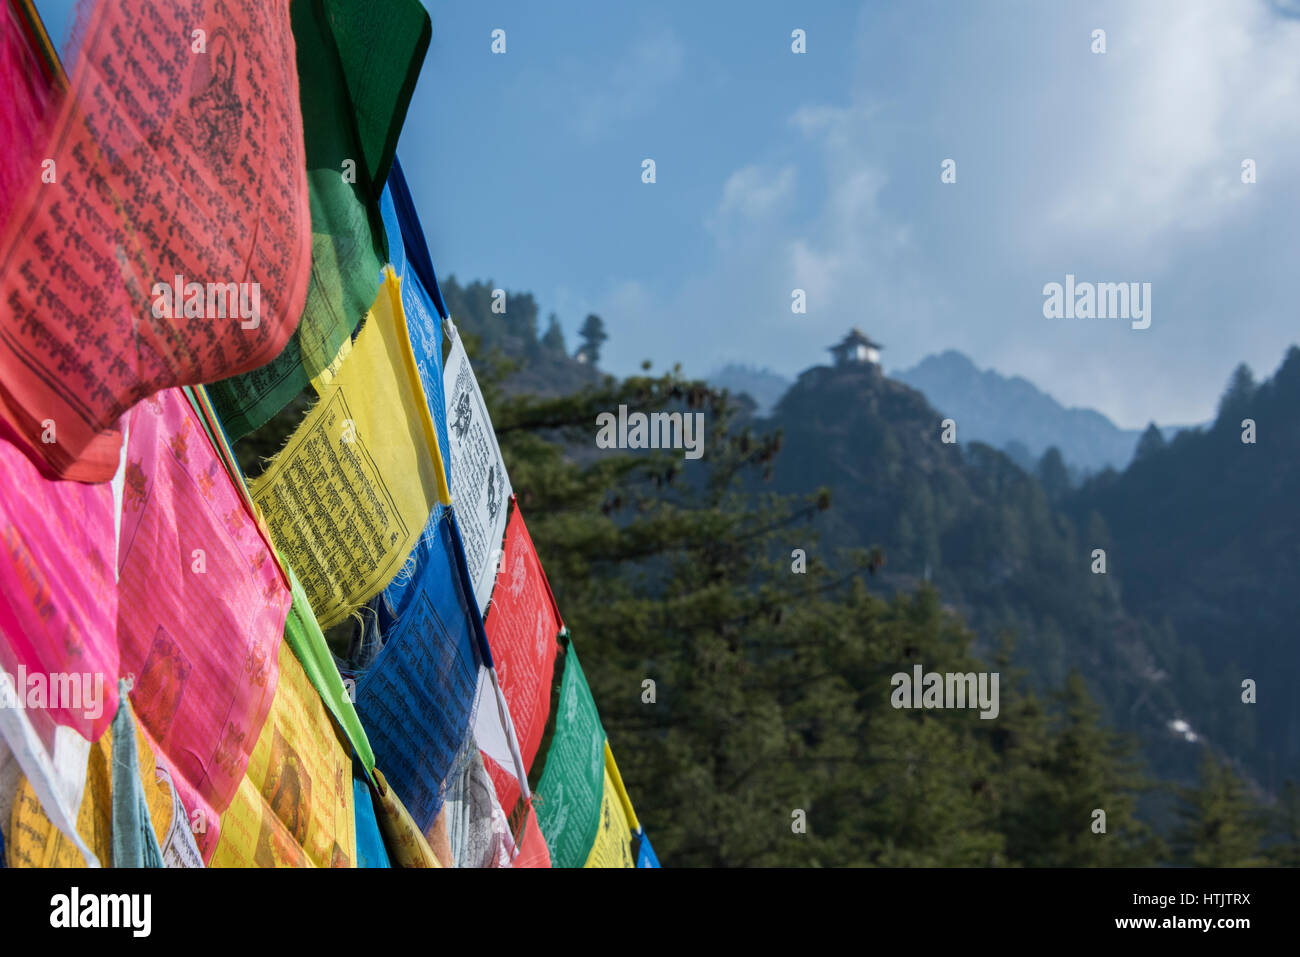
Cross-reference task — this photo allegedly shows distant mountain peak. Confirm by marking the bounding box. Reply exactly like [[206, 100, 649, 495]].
[[894, 350, 1149, 474], [707, 363, 792, 416]]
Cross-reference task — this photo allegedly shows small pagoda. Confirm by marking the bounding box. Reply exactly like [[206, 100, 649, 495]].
[[828, 328, 883, 366]]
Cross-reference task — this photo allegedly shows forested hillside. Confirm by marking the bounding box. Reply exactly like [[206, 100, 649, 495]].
[[1068, 352, 1300, 791]]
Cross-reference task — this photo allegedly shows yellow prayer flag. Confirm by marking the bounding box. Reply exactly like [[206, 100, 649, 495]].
[[583, 745, 637, 869], [370, 767, 443, 868], [209, 641, 357, 868], [251, 268, 450, 628]]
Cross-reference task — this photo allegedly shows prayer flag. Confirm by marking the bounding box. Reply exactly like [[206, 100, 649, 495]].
[[534, 644, 606, 868], [250, 268, 449, 629]]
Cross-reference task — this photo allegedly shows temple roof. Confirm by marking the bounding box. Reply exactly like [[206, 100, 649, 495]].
[[830, 328, 883, 351]]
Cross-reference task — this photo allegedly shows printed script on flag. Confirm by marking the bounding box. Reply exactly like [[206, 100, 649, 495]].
[[207, 0, 430, 439], [209, 641, 356, 868]]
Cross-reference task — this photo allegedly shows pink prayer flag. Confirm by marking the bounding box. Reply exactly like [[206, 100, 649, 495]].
[[116, 388, 292, 860], [0, 417, 119, 740]]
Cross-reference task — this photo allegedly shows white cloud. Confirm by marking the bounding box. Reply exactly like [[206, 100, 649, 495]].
[[714, 164, 797, 222], [1038, 0, 1300, 255]]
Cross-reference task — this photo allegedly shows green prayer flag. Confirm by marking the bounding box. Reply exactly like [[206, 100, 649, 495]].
[[535, 645, 607, 867]]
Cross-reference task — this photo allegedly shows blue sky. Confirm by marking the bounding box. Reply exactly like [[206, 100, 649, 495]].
[[34, 1, 1300, 427]]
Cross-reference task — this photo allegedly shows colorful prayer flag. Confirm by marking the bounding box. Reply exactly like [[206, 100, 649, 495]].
[[534, 644, 606, 867], [443, 324, 512, 612], [477, 500, 562, 812], [354, 508, 484, 831], [116, 387, 293, 861], [208, 640, 356, 868]]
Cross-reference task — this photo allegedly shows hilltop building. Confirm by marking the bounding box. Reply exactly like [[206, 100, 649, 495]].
[[829, 329, 883, 367]]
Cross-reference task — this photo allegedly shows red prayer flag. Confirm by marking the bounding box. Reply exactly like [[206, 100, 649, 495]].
[[484, 502, 563, 770]]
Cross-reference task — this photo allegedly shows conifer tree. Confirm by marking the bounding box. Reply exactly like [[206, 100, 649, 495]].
[[1266, 780, 1300, 866], [1173, 751, 1265, 867]]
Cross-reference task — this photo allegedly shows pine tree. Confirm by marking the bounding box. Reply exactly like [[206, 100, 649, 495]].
[[1036, 673, 1163, 865], [1265, 779, 1300, 866], [1036, 447, 1071, 502], [1174, 751, 1265, 866], [1133, 423, 1165, 460], [576, 313, 608, 365], [540, 313, 566, 354], [1215, 363, 1256, 428]]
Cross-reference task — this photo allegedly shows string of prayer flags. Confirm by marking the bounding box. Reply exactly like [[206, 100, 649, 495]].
[[381, 141, 604, 870], [534, 643, 607, 868], [250, 268, 451, 629], [377, 172, 548, 863], [0, 0, 312, 481], [354, 508, 485, 831], [0, 0, 660, 869], [207, 0, 431, 438]]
